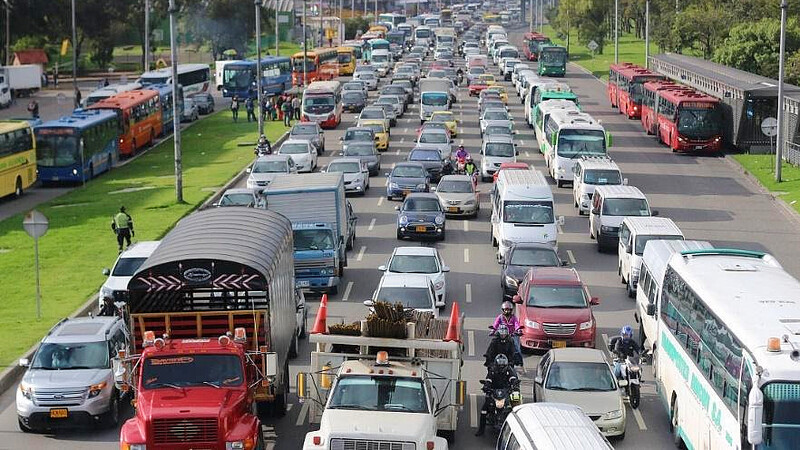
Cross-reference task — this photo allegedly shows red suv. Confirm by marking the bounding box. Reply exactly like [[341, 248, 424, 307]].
[[512, 267, 599, 350]]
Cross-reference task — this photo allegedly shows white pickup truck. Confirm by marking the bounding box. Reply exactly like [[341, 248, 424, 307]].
[[298, 321, 465, 449]]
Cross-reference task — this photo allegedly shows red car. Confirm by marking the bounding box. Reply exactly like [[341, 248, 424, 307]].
[[468, 79, 490, 96], [512, 267, 598, 350], [493, 162, 530, 182]]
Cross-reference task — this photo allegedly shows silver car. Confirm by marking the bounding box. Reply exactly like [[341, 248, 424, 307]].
[[180, 97, 199, 122], [289, 122, 325, 155], [359, 106, 391, 130], [246, 154, 298, 189], [377, 94, 405, 116], [416, 127, 453, 159], [480, 108, 514, 136], [324, 158, 370, 194], [340, 141, 381, 176], [434, 175, 480, 218], [278, 139, 318, 172], [353, 71, 378, 90]]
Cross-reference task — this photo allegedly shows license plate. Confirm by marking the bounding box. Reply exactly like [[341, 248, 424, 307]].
[[695, 145, 704, 150], [296, 280, 310, 287], [447, 207, 459, 213], [49, 408, 68, 419], [415, 225, 427, 232], [552, 340, 567, 349]]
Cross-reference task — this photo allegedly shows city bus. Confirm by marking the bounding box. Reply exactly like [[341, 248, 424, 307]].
[[655, 89, 723, 153], [608, 64, 665, 119], [137, 63, 211, 96], [221, 56, 292, 99], [147, 83, 184, 136], [607, 62, 640, 108], [35, 109, 120, 183], [541, 110, 610, 187], [301, 80, 342, 129], [291, 48, 339, 86], [653, 248, 800, 450], [538, 45, 568, 77], [0, 120, 35, 197], [414, 26, 433, 47], [440, 9, 453, 26], [341, 40, 365, 62], [337, 47, 356, 76], [89, 89, 162, 157], [378, 13, 406, 27], [640, 81, 692, 136], [523, 32, 551, 61]]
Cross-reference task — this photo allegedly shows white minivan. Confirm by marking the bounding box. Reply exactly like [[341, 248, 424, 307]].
[[497, 403, 614, 450], [572, 157, 625, 215], [491, 170, 564, 261], [589, 185, 656, 252], [617, 217, 683, 298]]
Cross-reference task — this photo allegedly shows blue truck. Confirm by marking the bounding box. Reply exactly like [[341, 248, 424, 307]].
[[264, 173, 357, 295]]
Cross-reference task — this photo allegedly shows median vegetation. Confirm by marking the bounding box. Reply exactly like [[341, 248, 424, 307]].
[[0, 112, 286, 367], [734, 155, 800, 215]]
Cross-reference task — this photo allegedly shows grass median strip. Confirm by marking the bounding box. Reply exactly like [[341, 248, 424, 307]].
[[734, 154, 800, 215], [0, 112, 288, 366]]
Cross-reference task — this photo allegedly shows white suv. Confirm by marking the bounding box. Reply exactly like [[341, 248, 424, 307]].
[[99, 241, 160, 309]]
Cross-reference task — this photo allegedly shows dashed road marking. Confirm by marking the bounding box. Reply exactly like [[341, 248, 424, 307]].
[[295, 402, 309, 426], [633, 408, 648, 430], [519, 139, 525, 146], [557, 224, 564, 234], [464, 248, 470, 263], [356, 246, 367, 261], [400, 137, 405, 143], [377, 196, 384, 207], [463, 220, 469, 232], [341, 281, 354, 302], [567, 249, 577, 265], [468, 330, 475, 356], [395, 147, 401, 155], [287, 403, 294, 411], [466, 283, 472, 303], [525, 151, 530, 157], [469, 393, 478, 428], [368, 218, 376, 231]]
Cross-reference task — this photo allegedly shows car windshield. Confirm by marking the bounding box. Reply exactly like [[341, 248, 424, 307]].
[[528, 285, 588, 308], [280, 143, 309, 154], [410, 149, 441, 161], [421, 93, 448, 106], [328, 162, 362, 173], [470, 67, 486, 75], [343, 92, 364, 102], [373, 54, 390, 63], [338, 53, 353, 63], [602, 198, 649, 216], [545, 362, 616, 391], [509, 248, 560, 266], [112, 256, 148, 276], [404, 197, 441, 212], [431, 114, 453, 123], [383, 87, 405, 96], [345, 144, 375, 156], [503, 200, 554, 224], [485, 142, 515, 157], [361, 109, 384, 119], [294, 229, 335, 251], [219, 193, 255, 206], [32, 341, 109, 370], [388, 254, 439, 273], [557, 129, 607, 158], [376, 287, 433, 309], [344, 83, 363, 91], [328, 376, 428, 413], [635, 235, 683, 255], [393, 166, 426, 177], [419, 132, 448, 144], [365, 124, 385, 134], [359, 73, 376, 80], [345, 129, 373, 141], [484, 111, 509, 120], [437, 180, 472, 193], [677, 106, 722, 139], [429, 71, 446, 78], [291, 125, 317, 135], [142, 354, 244, 389], [584, 169, 622, 185], [486, 126, 513, 136]]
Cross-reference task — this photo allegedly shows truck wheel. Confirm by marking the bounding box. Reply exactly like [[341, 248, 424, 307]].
[[270, 366, 289, 417], [14, 177, 23, 197]]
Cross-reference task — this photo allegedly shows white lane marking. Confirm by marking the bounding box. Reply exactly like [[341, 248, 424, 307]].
[[403, 127, 409, 133], [459, 138, 464, 145], [557, 224, 564, 234], [633, 408, 648, 430], [463, 220, 469, 232], [368, 218, 376, 231], [519, 139, 525, 146], [524, 151, 530, 157], [466, 283, 472, 303], [396, 147, 401, 155], [464, 248, 470, 263], [296, 402, 309, 426], [356, 246, 367, 261], [469, 393, 478, 428], [341, 281, 354, 302], [287, 403, 294, 411], [400, 137, 405, 143], [377, 196, 384, 207], [567, 249, 577, 265], [468, 330, 475, 356]]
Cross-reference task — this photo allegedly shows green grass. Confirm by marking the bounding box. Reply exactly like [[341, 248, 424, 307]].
[[0, 113, 288, 367], [733, 155, 800, 214]]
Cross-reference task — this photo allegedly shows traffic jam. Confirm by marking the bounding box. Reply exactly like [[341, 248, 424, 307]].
[[11, 3, 800, 450]]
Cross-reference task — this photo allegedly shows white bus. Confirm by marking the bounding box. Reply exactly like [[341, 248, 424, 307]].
[[654, 248, 800, 450], [138, 63, 211, 96], [540, 109, 611, 187]]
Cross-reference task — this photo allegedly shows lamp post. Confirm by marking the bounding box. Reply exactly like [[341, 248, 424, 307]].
[[71, 0, 79, 109], [255, 0, 264, 136], [303, 0, 308, 87], [529, 0, 533, 32], [5, 0, 10, 66], [168, 0, 183, 202], [776, 0, 788, 182], [144, 0, 150, 71], [645, 0, 650, 68], [276, 4, 280, 56], [614, 0, 619, 64], [539, 0, 543, 33]]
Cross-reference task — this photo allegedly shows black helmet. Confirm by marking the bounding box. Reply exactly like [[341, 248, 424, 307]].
[[501, 301, 513, 314], [496, 324, 509, 340], [494, 354, 509, 368]]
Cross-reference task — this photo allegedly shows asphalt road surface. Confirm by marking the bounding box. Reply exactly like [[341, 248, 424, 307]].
[[1, 51, 800, 450]]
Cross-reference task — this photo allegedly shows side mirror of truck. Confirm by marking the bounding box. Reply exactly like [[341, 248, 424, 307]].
[[590, 296, 600, 306], [264, 352, 278, 378], [296, 372, 308, 399], [246, 167, 252, 173], [18, 358, 29, 367], [363, 300, 375, 307], [623, 177, 629, 185], [534, 375, 543, 385], [102, 268, 110, 276]]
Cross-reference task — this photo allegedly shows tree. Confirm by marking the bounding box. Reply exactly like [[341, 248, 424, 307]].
[[345, 17, 369, 40], [714, 18, 800, 79], [670, 2, 733, 58]]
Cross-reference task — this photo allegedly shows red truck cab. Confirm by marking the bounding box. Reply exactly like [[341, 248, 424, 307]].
[[118, 329, 272, 450], [512, 267, 598, 350]]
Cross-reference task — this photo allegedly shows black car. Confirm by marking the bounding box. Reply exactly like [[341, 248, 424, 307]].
[[342, 91, 367, 113], [500, 243, 566, 299], [190, 92, 215, 114], [408, 146, 446, 182]]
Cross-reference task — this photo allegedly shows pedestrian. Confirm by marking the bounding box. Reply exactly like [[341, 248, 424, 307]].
[[276, 95, 284, 121], [76, 90, 82, 106], [292, 95, 301, 120], [230, 95, 240, 122], [245, 97, 256, 122], [111, 206, 134, 253], [27, 100, 39, 119], [281, 99, 293, 126], [52, 68, 58, 87], [103, 77, 109, 87]]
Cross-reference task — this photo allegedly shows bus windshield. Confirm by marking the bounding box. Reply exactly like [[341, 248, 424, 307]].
[[677, 107, 721, 140], [503, 200, 554, 224], [293, 57, 316, 72], [223, 66, 253, 90], [763, 381, 800, 449], [541, 49, 567, 66], [303, 95, 335, 114], [372, 42, 390, 51], [36, 134, 79, 167], [338, 53, 352, 63], [415, 29, 431, 38], [557, 129, 607, 158]]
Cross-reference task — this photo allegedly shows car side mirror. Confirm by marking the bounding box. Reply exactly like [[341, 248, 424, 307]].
[[430, 186, 437, 192], [646, 303, 656, 316], [651, 209, 659, 216], [363, 300, 375, 307], [590, 297, 600, 305], [623, 177, 629, 185], [512, 294, 522, 304], [606, 131, 613, 147], [338, 151, 344, 155], [534, 375, 543, 385], [378, 265, 387, 271], [338, 136, 343, 141], [384, 173, 390, 177], [102, 268, 111, 276], [19, 358, 29, 367], [561, 260, 569, 266], [395, 205, 400, 211], [246, 167, 252, 173], [497, 253, 504, 264], [442, 266, 450, 272], [557, 216, 565, 226]]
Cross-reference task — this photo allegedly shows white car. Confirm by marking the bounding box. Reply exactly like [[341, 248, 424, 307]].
[[246, 154, 298, 189], [379, 246, 450, 308], [353, 71, 378, 90], [278, 139, 318, 172], [480, 108, 514, 136], [366, 273, 439, 318], [324, 158, 370, 194], [99, 241, 160, 309]]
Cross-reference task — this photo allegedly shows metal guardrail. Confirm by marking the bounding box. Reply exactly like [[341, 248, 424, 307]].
[[785, 141, 800, 166]]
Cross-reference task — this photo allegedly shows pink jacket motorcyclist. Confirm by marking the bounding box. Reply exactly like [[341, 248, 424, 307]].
[[493, 314, 521, 334]]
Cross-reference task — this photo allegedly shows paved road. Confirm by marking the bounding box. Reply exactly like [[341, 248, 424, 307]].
[[2, 52, 800, 450]]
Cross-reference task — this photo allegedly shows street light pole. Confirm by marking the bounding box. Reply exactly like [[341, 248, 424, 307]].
[[276, 4, 280, 56], [614, 0, 619, 64], [776, 0, 788, 182], [644, 0, 650, 68], [539, 0, 543, 33], [303, 0, 308, 87], [529, 0, 533, 32], [374, 0, 377, 25], [71, 0, 79, 109], [4, 0, 10, 66], [168, 0, 183, 202], [144, 0, 150, 71], [255, 0, 264, 136]]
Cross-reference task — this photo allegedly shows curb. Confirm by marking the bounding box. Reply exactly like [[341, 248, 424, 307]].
[[724, 156, 800, 227]]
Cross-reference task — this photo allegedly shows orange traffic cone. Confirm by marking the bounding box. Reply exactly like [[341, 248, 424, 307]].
[[443, 302, 461, 343], [321, 293, 328, 307], [310, 301, 328, 335]]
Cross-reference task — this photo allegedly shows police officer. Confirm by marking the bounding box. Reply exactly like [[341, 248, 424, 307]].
[[111, 206, 134, 252]]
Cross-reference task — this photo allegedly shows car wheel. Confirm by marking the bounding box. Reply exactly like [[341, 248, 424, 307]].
[[18, 417, 33, 433], [396, 229, 403, 240], [627, 281, 636, 298]]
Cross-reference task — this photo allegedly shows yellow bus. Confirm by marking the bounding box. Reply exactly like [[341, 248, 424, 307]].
[[483, 14, 501, 24], [337, 47, 356, 75], [0, 120, 36, 198]]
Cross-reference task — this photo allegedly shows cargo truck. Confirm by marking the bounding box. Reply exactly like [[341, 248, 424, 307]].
[[0, 65, 42, 103], [419, 77, 453, 123], [114, 208, 298, 450]]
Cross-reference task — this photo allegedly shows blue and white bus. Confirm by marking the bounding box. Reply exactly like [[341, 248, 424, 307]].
[[378, 13, 406, 27], [147, 83, 184, 136], [221, 56, 292, 99], [35, 109, 120, 183], [652, 248, 800, 450]]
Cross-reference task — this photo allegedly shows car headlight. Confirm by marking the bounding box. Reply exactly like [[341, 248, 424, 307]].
[[434, 215, 445, 225], [602, 409, 623, 420], [505, 276, 518, 287], [434, 280, 445, 290], [464, 200, 475, 206], [389, 182, 399, 189], [88, 381, 107, 398], [579, 319, 593, 330], [600, 225, 616, 233], [524, 319, 539, 329], [416, 183, 427, 190], [19, 382, 33, 400], [399, 215, 409, 225], [123, 445, 147, 450]]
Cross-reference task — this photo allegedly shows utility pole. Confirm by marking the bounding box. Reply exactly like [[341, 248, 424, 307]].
[[276, 4, 280, 56], [776, 0, 788, 182], [319, 0, 323, 48], [539, 0, 543, 33], [255, 0, 264, 136], [144, 0, 150, 71], [303, 0, 308, 87], [374, 0, 378, 25], [644, 0, 650, 68], [529, 0, 533, 32], [614, 0, 619, 64], [71, 0, 78, 109], [168, 0, 183, 202], [4, 0, 10, 66]]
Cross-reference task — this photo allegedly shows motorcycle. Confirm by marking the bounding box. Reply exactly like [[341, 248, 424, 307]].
[[254, 141, 272, 156], [614, 353, 642, 409], [487, 326, 523, 367], [479, 374, 521, 433]]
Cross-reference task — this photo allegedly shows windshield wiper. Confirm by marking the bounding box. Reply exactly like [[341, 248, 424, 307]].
[[150, 382, 184, 390], [383, 404, 418, 412], [330, 403, 373, 410]]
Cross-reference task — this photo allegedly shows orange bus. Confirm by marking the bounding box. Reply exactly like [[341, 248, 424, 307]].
[[291, 48, 339, 86], [89, 89, 162, 157]]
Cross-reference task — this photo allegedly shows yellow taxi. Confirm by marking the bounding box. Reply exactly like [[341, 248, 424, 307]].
[[360, 120, 389, 151], [485, 85, 508, 104], [429, 111, 459, 137], [479, 73, 496, 86]]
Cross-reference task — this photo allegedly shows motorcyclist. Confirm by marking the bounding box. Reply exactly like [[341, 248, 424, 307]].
[[484, 324, 516, 367], [464, 157, 478, 178], [455, 144, 469, 161], [609, 325, 642, 380], [254, 134, 272, 155], [475, 354, 519, 436], [493, 301, 522, 365], [441, 158, 454, 176]]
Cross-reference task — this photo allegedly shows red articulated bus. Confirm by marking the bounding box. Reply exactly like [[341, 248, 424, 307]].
[[523, 32, 551, 61], [641, 80, 692, 135], [88, 90, 162, 157], [655, 89, 723, 153], [607, 63, 640, 108], [614, 67, 665, 119]]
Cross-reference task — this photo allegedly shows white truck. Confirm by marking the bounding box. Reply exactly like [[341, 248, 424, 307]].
[[0, 65, 42, 103], [419, 77, 453, 123], [297, 321, 465, 449]]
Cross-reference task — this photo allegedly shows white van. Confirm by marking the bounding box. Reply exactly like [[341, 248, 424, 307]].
[[589, 185, 656, 251], [541, 110, 611, 187], [371, 50, 392, 77], [497, 403, 614, 450], [572, 157, 625, 215], [635, 240, 712, 350], [491, 170, 564, 261], [617, 216, 683, 298]]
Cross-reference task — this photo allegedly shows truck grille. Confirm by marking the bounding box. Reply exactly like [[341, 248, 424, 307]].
[[543, 323, 577, 336], [33, 388, 86, 406], [330, 439, 415, 450], [295, 258, 335, 270], [152, 417, 218, 444]]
